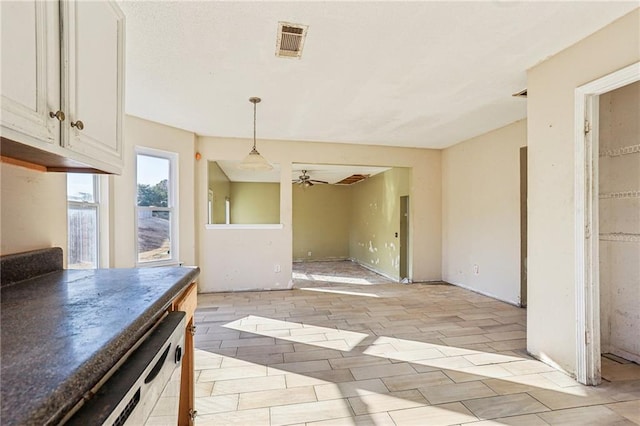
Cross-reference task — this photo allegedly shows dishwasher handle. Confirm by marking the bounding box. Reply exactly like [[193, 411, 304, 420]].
[[144, 343, 171, 384]]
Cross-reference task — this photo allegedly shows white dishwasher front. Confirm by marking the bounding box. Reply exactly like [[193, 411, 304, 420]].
[[66, 311, 186, 425]]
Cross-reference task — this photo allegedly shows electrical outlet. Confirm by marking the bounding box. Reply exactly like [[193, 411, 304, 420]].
[[308, 251, 312, 257], [274, 264, 281, 273], [473, 264, 479, 275]]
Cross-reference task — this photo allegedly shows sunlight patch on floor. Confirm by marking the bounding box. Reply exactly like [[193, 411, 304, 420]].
[[293, 271, 375, 285], [298, 287, 381, 298], [223, 315, 369, 351]]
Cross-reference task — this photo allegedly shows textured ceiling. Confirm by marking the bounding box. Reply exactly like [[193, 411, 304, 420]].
[[119, 1, 637, 149], [214, 161, 390, 184]]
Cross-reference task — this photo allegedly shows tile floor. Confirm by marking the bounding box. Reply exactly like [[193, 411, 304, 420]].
[[193, 261, 640, 425]]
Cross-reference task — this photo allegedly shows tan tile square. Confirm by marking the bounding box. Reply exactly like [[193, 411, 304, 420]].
[[602, 362, 640, 382], [268, 360, 332, 375], [196, 394, 239, 415], [440, 327, 487, 337], [527, 386, 615, 410], [538, 405, 633, 425], [314, 378, 389, 400], [484, 331, 527, 341], [413, 356, 475, 370], [487, 339, 527, 351], [388, 402, 478, 426], [212, 375, 286, 396], [270, 399, 353, 425], [419, 381, 496, 404], [307, 412, 395, 426], [219, 337, 275, 348], [199, 365, 267, 382], [195, 381, 214, 398], [348, 390, 427, 415], [462, 393, 550, 419], [350, 362, 416, 380], [501, 360, 557, 375], [440, 334, 493, 346], [540, 371, 581, 388], [443, 364, 512, 383], [285, 372, 331, 388], [382, 371, 453, 392], [607, 400, 640, 424], [328, 355, 391, 370], [456, 414, 548, 425], [237, 385, 317, 410], [306, 368, 356, 383], [463, 352, 522, 366], [284, 348, 344, 363], [482, 373, 562, 395], [195, 408, 270, 426], [236, 343, 294, 356], [384, 347, 446, 362]]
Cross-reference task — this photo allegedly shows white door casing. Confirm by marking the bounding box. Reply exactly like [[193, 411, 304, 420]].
[[574, 62, 640, 385]]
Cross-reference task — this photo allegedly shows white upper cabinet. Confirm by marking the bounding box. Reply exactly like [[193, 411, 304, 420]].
[[0, 0, 124, 174], [62, 0, 125, 169], [1, 1, 60, 148]]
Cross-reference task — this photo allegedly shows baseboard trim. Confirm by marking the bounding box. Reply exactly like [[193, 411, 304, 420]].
[[349, 258, 398, 282], [444, 280, 521, 307]]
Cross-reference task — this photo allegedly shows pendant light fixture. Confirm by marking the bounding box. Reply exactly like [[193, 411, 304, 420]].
[[238, 97, 273, 170]]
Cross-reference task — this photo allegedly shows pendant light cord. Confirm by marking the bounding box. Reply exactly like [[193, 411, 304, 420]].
[[253, 101, 257, 151]]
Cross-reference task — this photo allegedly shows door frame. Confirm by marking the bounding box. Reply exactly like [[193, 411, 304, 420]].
[[574, 61, 639, 385]]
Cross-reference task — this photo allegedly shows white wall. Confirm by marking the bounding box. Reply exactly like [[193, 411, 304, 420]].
[[111, 115, 196, 267], [0, 163, 67, 261], [442, 120, 526, 305], [527, 8, 639, 374], [196, 136, 441, 293]]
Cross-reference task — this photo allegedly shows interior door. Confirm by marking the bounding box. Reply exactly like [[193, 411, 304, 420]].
[[520, 147, 528, 307]]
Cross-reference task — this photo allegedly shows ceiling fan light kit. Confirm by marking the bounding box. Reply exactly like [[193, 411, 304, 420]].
[[293, 170, 329, 188], [238, 97, 273, 171]]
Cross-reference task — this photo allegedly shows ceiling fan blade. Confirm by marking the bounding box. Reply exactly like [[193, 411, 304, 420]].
[[309, 180, 329, 184]]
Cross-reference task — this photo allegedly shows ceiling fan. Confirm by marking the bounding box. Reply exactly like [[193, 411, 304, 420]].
[[293, 170, 328, 188]]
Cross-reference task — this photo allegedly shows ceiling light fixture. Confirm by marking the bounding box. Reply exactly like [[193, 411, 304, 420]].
[[238, 97, 273, 171]]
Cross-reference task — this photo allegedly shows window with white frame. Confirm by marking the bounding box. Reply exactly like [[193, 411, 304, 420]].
[[136, 148, 178, 265], [67, 174, 99, 269]]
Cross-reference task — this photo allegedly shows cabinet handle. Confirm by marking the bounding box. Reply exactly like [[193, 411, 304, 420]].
[[49, 111, 65, 122], [70, 120, 84, 130]]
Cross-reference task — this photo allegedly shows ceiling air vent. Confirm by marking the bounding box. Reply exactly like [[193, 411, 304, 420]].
[[336, 174, 370, 185], [276, 22, 308, 59]]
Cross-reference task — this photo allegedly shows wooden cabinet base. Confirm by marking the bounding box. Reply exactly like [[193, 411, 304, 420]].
[[171, 282, 198, 425]]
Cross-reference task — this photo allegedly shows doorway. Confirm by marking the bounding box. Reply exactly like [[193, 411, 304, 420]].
[[520, 147, 528, 308], [574, 62, 639, 385], [598, 81, 640, 366], [399, 195, 409, 281]]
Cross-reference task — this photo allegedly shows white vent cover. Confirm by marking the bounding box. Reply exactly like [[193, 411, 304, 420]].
[[276, 22, 308, 59]]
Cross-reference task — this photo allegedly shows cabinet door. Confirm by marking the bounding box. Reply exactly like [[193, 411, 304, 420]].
[[1, 1, 60, 147], [62, 0, 124, 171]]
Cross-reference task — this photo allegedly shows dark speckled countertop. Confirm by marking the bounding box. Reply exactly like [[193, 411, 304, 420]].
[[0, 266, 200, 426]]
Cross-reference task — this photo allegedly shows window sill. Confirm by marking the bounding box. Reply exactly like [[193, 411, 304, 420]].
[[205, 224, 284, 230]]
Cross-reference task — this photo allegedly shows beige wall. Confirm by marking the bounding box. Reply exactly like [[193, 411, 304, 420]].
[[111, 115, 196, 267], [527, 9, 640, 374], [598, 81, 640, 363], [230, 182, 280, 224], [0, 163, 67, 261], [207, 161, 230, 224], [349, 168, 410, 280], [196, 136, 441, 292], [293, 183, 351, 262], [442, 120, 526, 305]]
